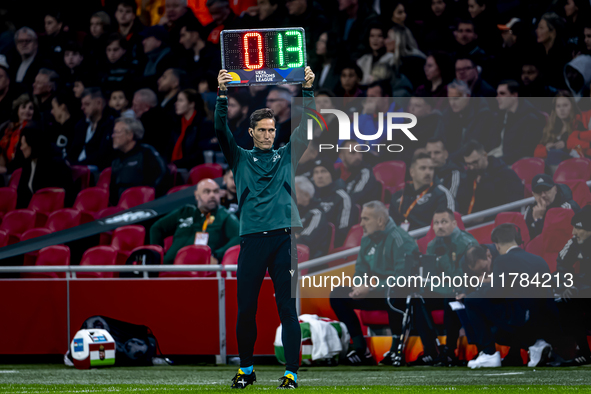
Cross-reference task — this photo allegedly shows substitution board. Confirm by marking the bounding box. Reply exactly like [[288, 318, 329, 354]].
[[220, 27, 307, 86]]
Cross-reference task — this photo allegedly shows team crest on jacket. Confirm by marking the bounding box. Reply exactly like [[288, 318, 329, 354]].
[[179, 217, 194, 228], [272, 153, 281, 162], [368, 246, 376, 255], [417, 193, 431, 205]]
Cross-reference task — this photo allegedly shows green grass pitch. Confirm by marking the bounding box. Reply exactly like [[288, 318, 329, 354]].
[[1, 365, 591, 393]]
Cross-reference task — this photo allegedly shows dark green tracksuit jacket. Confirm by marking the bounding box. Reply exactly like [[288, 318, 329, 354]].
[[214, 90, 316, 235], [354, 218, 419, 291], [150, 204, 240, 264]]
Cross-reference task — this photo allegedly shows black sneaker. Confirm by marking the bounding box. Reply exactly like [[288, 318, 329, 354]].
[[231, 369, 256, 389], [379, 351, 394, 365], [407, 353, 437, 366], [277, 374, 298, 389], [561, 355, 591, 367], [344, 349, 377, 366]]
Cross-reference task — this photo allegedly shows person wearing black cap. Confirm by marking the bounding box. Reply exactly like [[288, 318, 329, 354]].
[[555, 205, 591, 366], [524, 174, 580, 239], [389, 152, 456, 232], [140, 26, 177, 91], [312, 156, 357, 246]]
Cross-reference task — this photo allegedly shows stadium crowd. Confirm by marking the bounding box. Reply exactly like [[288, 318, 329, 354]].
[[0, 0, 591, 370]]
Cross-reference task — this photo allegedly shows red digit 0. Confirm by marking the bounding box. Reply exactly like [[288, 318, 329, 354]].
[[244, 32, 264, 70]]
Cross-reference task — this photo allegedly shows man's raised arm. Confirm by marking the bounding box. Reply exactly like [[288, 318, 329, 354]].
[[215, 69, 241, 169], [290, 67, 316, 162]]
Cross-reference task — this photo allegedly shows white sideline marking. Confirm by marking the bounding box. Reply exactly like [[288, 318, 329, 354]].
[[0, 370, 18, 373], [472, 372, 526, 376]]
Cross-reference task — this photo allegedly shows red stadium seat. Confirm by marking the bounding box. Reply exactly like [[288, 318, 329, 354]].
[[117, 186, 155, 210], [0, 187, 17, 222], [221, 245, 240, 277], [167, 184, 192, 195], [8, 168, 21, 189], [493, 212, 531, 246], [128, 245, 164, 265], [188, 163, 224, 185], [512, 158, 545, 187], [28, 188, 66, 227], [96, 206, 124, 220], [562, 180, 591, 207], [21, 245, 70, 279], [554, 158, 591, 183], [526, 208, 575, 272], [373, 161, 406, 195], [97, 167, 111, 189], [159, 245, 213, 278], [111, 225, 146, 265], [74, 187, 110, 224], [417, 212, 465, 254], [45, 209, 82, 232], [0, 209, 36, 244], [21, 228, 53, 266], [71, 165, 91, 190], [78, 246, 117, 278], [331, 224, 364, 261], [0, 230, 7, 248]]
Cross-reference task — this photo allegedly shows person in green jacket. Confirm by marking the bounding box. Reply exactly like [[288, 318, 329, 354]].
[[329, 201, 419, 366], [216, 67, 316, 389], [150, 178, 240, 265], [416, 208, 478, 366]]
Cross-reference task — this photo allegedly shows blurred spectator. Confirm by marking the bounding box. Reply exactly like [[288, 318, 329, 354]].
[[39, 11, 71, 66], [467, 0, 499, 54], [434, 80, 495, 156], [61, 42, 85, 88], [217, 168, 239, 217], [334, 62, 364, 99], [227, 91, 252, 150], [51, 90, 80, 158], [389, 152, 455, 231], [488, 80, 545, 165], [84, 11, 111, 66], [67, 87, 114, 170], [295, 175, 330, 258], [334, 0, 378, 59], [405, 97, 441, 159], [102, 34, 137, 86], [454, 56, 495, 97], [564, 0, 591, 48], [384, 25, 426, 88], [205, 0, 238, 45], [108, 89, 134, 118], [157, 68, 184, 115], [535, 91, 583, 170], [311, 156, 356, 246], [0, 93, 35, 172], [140, 26, 177, 90], [286, 0, 328, 59], [239, 0, 288, 28], [421, 0, 456, 53], [356, 24, 392, 85], [312, 31, 340, 92], [453, 20, 487, 65], [109, 117, 167, 205], [171, 88, 214, 168], [338, 140, 382, 205], [178, 20, 221, 88], [0, 62, 13, 123], [162, 0, 202, 49], [535, 13, 569, 89], [150, 178, 240, 265], [524, 174, 580, 239], [12, 27, 45, 89], [15, 124, 74, 208], [520, 60, 558, 103], [556, 205, 591, 366], [495, 18, 528, 82], [32, 68, 59, 119], [426, 137, 464, 199], [132, 88, 170, 156], [114, 0, 145, 63], [457, 140, 523, 215], [414, 52, 453, 105], [564, 55, 591, 101], [266, 87, 291, 148]]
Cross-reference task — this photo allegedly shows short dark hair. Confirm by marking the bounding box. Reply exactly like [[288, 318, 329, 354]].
[[491, 223, 519, 245], [63, 41, 83, 54], [411, 94, 435, 108], [367, 80, 391, 97], [464, 245, 488, 270], [179, 88, 206, 116], [106, 33, 128, 50], [498, 79, 520, 94], [167, 68, 186, 86], [45, 11, 63, 23], [411, 151, 432, 167], [434, 208, 455, 221], [183, 19, 207, 38], [456, 18, 475, 29], [455, 55, 476, 68], [116, 0, 138, 13], [81, 87, 104, 100], [462, 140, 485, 157], [250, 108, 276, 129], [426, 137, 446, 148], [53, 90, 78, 114], [340, 62, 363, 81]]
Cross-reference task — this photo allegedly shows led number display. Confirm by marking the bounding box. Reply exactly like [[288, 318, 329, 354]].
[[220, 28, 306, 86]]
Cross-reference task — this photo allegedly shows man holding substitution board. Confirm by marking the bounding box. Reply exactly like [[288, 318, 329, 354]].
[[216, 39, 315, 386]]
